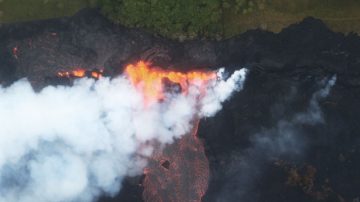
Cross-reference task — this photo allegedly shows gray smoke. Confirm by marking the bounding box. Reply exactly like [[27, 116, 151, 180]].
[[217, 75, 337, 202], [0, 68, 247, 202]]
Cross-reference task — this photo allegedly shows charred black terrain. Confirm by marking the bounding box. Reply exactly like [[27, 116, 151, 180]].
[[1, 8, 360, 202]]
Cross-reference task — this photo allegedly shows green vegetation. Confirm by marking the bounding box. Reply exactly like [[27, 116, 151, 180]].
[[99, 0, 223, 39], [1, 0, 360, 40], [223, 0, 360, 37], [0, 0, 97, 23], [99, 0, 360, 40], [224, 0, 267, 15], [98, 0, 269, 39]]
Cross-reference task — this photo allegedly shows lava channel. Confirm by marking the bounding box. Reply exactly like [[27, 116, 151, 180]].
[[142, 120, 209, 202], [124, 61, 213, 202]]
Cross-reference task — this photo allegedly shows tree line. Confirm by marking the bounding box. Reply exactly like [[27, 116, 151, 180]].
[[98, 0, 266, 40]]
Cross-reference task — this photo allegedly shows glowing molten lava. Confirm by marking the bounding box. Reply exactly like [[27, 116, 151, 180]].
[[57, 68, 103, 79], [125, 61, 213, 202], [125, 61, 216, 104]]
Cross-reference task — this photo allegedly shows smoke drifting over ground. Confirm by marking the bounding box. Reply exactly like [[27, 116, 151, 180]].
[[216, 76, 336, 202], [0, 67, 247, 202]]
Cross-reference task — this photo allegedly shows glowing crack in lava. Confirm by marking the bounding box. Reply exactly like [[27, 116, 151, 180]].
[[124, 61, 215, 202], [57, 68, 103, 79]]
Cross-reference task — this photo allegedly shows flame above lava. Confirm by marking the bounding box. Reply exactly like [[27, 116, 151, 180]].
[[124, 61, 216, 104]]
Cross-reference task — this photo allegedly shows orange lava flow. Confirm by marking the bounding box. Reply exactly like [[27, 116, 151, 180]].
[[124, 61, 212, 201], [124, 61, 216, 104]]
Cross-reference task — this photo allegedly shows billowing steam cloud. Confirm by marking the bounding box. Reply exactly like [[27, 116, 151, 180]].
[[201, 68, 247, 117], [0, 68, 247, 202], [217, 75, 336, 202]]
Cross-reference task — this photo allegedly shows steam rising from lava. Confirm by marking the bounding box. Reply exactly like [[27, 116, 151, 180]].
[[0, 61, 247, 202], [216, 76, 337, 202]]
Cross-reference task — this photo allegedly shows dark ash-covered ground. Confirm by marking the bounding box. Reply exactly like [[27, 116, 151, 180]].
[[1, 9, 360, 202]]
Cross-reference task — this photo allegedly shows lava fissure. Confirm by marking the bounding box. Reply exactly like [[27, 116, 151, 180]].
[[124, 61, 216, 105]]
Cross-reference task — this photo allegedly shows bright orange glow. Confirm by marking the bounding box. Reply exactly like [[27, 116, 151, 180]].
[[57, 72, 70, 77], [57, 68, 103, 79], [72, 69, 86, 77], [91, 71, 101, 79], [125, 61, 216, 104]]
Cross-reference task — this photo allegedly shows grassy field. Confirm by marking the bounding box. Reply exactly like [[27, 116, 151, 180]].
[[223, 0, 360, 37], [0, 0, 360, 37]]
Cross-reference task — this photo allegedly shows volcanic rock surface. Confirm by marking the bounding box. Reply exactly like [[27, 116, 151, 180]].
[[1, 8, 360, 202]]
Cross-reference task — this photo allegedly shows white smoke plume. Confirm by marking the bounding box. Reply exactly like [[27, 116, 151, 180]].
[[217, 75, 337, 202], [253, 75, 337, 156], [201, 68, 247, 117], [0, 68, 247, 202], [294, 75, 337, 124]]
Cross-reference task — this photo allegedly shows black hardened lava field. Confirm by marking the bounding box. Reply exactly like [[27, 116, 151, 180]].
[[1, 8, 360, 202]]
